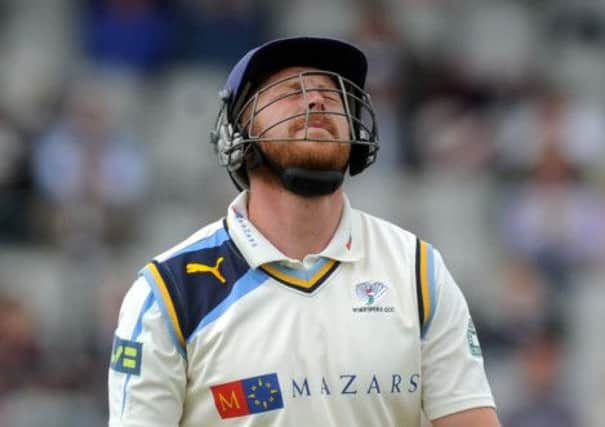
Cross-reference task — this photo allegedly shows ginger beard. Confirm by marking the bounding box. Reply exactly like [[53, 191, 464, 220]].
[[245, 68, 352, 172], [255, 115, 351, 171]]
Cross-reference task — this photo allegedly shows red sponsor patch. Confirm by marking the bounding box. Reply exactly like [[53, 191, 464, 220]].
[[211, 379, 250, 419]]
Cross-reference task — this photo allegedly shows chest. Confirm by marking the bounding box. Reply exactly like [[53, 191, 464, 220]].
[[182, 263, 423, 425]]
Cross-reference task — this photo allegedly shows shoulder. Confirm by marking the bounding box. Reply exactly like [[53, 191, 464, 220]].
[[138, 218, 252, 348], [153, 218, 228, 264], [354, 208, 419, 254]]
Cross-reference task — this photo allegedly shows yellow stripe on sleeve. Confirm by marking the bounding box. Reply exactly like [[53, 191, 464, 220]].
[[148, 262, 186, 347], [419, 240, 431, 325]]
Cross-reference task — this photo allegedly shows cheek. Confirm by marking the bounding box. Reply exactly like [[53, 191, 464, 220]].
[[253, 104, 291, 137], [335, 116, 351, 138]]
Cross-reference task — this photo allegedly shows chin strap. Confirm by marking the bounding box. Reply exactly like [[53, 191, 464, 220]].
[[248, 144, 345, 197], [280, 168, 344, 197]]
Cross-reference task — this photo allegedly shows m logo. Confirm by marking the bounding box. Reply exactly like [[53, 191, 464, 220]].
[[210, 373, 284, 419], [186, 257, 226, 284]]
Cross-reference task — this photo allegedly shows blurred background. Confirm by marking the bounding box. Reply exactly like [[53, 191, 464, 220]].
[[0, 0, 604, 426]]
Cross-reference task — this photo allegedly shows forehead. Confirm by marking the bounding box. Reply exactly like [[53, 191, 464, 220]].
[[261, 66, 338, 88]]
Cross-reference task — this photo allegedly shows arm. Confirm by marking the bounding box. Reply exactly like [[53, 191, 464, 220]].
[[432, 407, 501, 427], [108, 276, 187, 427], [419, 247, 500, 424]]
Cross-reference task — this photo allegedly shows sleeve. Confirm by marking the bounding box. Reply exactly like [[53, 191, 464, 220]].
[[108, 275, 187, 427], [420, 248, 496, 421]]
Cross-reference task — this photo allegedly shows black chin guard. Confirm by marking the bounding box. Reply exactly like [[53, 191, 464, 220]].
[[280, 168, 344, 197]]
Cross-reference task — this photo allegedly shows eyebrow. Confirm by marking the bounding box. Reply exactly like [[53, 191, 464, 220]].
[[282, 79, 337, 92]]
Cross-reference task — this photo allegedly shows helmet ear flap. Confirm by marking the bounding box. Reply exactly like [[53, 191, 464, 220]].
[[218, 123, 245, 172], [349, 144, 377, 176], [348, 108, 378, 176], [211, 100, 250, 190]]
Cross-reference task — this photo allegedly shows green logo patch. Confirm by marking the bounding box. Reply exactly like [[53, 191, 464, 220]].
[[111, 336, 142, 375]]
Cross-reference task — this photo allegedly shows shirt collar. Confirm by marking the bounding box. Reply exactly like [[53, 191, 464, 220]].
[[226, 191, 364, 269]]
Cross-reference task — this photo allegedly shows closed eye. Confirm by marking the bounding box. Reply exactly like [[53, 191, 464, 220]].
[[261, 80, 342, 107], [321, 91, 340, 103]]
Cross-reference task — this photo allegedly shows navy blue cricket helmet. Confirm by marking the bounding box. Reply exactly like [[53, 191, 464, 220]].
[[210, 36, 379, 195]]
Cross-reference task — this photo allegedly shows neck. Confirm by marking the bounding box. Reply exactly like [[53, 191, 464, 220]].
[[248, 174, 344, 261]]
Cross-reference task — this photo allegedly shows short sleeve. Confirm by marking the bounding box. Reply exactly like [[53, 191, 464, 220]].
[[420, 249, 496, 420], [108, 276, 187, 427]]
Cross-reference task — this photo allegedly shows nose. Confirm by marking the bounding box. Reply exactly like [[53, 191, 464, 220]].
[[306, 89, 326, 111]]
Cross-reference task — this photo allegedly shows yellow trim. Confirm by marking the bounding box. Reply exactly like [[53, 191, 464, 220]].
[[419, 241, 431, 324], [111, 346, 123, 364], [148, 263, 186, 347], [262, 259, 337, 289], [124, 346, 137, 357]]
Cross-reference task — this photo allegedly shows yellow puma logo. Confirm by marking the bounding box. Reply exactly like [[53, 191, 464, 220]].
[[186, 257, 226, 284]]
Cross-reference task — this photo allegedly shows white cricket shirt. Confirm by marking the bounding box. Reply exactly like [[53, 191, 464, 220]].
[[108, 192, 495, 426]]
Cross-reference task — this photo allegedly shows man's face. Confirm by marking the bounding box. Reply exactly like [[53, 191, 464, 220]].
[[244, 66, 352, 171]]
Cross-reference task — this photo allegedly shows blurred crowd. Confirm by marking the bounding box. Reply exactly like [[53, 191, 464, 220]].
[[1, 0, 604, 426]]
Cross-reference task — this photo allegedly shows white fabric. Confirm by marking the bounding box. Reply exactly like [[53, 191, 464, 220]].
[[108, 192, 495, 426]]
